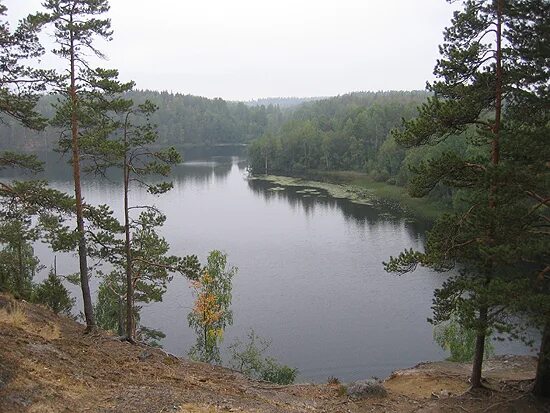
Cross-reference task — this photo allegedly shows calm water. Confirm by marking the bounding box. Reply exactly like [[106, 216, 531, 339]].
[[9, 147, 531, 382]]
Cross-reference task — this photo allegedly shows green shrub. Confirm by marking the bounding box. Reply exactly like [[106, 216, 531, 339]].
[[260, 357, 297, 385], [32, 271, 74, 315], [228, 329, 298, 385]]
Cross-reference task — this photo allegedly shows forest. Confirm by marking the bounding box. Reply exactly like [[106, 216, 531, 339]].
[[0, 0, 549, 404], [247, 90, 488, 208], [248, 91, 428, 176], [0, 90, 284, 150]]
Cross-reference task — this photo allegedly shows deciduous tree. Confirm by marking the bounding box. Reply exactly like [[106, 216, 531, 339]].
[[188, 250, 236, 364]]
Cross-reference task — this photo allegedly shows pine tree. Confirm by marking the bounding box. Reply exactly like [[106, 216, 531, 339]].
[[0, 3, 82, 282], [0, 177, 78, 302], [116, 101, 185, 342], [385, 0, 549, 390], [506, 2, 549, 397], [0, 1, 50, 177], [0, 202, 42, 299], [33, 0, 121, 330], [32, 268, 75, 315], [81, 97, 201, 342], [0, 1, 46, 132]]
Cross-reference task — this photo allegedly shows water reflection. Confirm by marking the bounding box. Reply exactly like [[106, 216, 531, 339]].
[[171, 160, 233, 187], [247, 177, 431, 237], [0, 146, 244, 183]]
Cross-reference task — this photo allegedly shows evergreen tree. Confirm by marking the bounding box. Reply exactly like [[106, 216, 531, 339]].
[[385, 0, 549, 391], [94, 271, 125, 336], [0, 206, 41, 299], [0, 177, 77, 301], [0, 1, 46, 132], [32, 268, 75, 315], [0, 1, 48, 183], [0, 2, 83, 291], [116, 101, 181, 342], [94, 268, 167, 346], [82, 97, 201, 342], [90, 206, 200, 343], [506, 3, 549, 396], [33, 0, 126, 330], [122, 209, 200, 342]]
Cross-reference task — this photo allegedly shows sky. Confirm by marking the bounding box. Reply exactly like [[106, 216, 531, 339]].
[[5, 0, 456, 101]]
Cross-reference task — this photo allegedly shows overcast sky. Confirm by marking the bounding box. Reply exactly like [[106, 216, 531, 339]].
[[5, 0, 456, 101]]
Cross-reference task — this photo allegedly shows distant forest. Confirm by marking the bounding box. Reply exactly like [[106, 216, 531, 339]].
[[246, 91, 467, 200], [0, 90, 284, 150], [244, 97, 326, 108]]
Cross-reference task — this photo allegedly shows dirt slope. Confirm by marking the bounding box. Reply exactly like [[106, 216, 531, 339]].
[[0, 294, 548, 413]]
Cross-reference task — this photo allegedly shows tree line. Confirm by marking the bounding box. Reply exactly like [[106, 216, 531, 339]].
[[0, 90, 284, 151], [247, 90, 479, 206], [248, 91, 426, 174]]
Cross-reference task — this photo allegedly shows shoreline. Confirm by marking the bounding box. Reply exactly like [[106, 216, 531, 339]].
[[249, 170, 451, 221]]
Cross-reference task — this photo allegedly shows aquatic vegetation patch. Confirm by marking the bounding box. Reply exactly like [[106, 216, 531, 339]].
[[250, 175, 379, 206]]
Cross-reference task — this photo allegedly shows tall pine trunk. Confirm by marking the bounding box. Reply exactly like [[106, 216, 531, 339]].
[[69, 20, 94, 331], [117, 294, 124, 337], [533, 319, 550, 397], [470, 305, 488, 388], [469, 0, 503, 389], [123, 119, 135, 342], [17, 237, 23, 294]]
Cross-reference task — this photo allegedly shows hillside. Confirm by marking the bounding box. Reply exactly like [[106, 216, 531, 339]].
[[247, 91, 432, 187], [0, 90, 284, 151], [0, 294, 547, 413]]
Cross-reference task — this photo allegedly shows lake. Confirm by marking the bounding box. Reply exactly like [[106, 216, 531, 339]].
[[7, 147, 531, 382]]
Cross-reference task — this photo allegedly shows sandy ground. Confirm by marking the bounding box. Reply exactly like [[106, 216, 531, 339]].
[[0, 294, 548, 413]]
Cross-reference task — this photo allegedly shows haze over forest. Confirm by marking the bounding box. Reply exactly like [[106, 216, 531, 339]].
[[4, 0, 457, 100]]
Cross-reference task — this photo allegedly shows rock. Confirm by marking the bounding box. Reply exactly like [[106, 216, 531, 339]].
[[346, 379, 388, 399]]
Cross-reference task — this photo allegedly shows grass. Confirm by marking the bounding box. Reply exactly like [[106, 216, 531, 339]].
[[0, 301, 27, 327], [332, 171, 451, 220], [36, 322, 61, 341], [0, 297, 61, 340], [327, 376, 340, 385]]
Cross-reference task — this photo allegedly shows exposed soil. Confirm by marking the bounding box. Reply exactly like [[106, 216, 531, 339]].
[[0, 294, 548, 413]]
